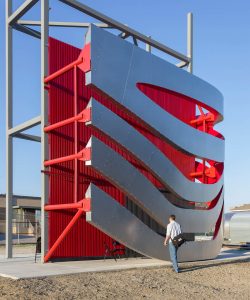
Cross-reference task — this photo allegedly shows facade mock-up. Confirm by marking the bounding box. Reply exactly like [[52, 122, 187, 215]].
[[5, 0, 224, 262], [43, 26, 224, 262]]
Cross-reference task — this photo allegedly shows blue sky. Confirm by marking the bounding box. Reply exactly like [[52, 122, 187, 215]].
[[0, 0, 249, 211]]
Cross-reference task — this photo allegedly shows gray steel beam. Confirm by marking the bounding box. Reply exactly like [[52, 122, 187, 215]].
[[132, 37, 138, 46], [187, 12, 193, 73], [8, 116, 41, 136], [14, 133, 41, 143], [5, 0, 13, 259], [8, 0, 39, 26], [40, 0, 49, 263], [17, 20, 112, 28], [13, 23, 41, 39], [146, 36, 151, 53], [118, 32, 130, 39], [59, 0, 190, 63], [176, 61, 188, 68]]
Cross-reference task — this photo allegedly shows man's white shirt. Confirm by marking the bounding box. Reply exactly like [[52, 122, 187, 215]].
[[166, 220, 181, 242]]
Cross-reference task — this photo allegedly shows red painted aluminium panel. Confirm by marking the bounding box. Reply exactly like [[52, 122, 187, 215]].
[[47, 37, 195, 259], [48, 38, 125, 258]]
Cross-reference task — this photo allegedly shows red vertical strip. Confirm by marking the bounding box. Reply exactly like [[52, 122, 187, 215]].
[[74, 65, 78, 203]]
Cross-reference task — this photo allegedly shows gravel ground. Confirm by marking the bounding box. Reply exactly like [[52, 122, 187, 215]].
[[0, 258, 250, 299], [0, 244, 35, 255]]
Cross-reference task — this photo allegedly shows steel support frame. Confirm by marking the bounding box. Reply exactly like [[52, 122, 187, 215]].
[[187, 12, 193, 74], [5, 0, 193, 262], [187, 13, 209, 184], [5, 0, 13, 259], [17, 20, 112, 28], [8, 0, 39, 26], [59, 0, 190, 63], [8, 116, 41, 136], [40, 0, 49, 263]]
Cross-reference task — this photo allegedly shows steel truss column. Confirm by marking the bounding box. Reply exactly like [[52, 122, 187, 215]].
[[5, 0, 13, 259], [146, 36, 151, 53], [187, 12, 193, 73], [41, 0, 49, 263], [187, 13, 208, 184], [8, 0, 39, 26]]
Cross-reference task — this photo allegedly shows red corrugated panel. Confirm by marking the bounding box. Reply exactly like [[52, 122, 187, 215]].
[[136, 83, 195, 180], [48, 38, 125, 258], [48, 37, 195, 259]]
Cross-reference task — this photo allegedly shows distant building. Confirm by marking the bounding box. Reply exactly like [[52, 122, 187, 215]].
[[0, 195, 41, 234], [230, 204, 250, 212], [224, 204, 250, 245]]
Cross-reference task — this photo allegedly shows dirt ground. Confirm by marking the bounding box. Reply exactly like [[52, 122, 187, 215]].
[[0, 258, 250, 299]]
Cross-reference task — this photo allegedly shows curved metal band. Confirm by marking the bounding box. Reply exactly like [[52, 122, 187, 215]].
[[86, 183, 223, 261], [87, 98, 223, 203], [85, 25, 224, 162], [86, 136, 223, 232]]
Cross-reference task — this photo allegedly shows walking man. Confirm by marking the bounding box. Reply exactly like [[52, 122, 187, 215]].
[[164, 215, 182, 273]]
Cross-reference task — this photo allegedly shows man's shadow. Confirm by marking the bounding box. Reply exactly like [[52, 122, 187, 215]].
[[179, 255, 250, 273]]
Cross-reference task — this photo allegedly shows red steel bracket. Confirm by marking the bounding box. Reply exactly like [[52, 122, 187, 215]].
[[44, 147, 91, 167], [45, 198, 91, 212], [44, 108, 91, 132], [43, 198, 91, 262], [78, 43, 91, 73]]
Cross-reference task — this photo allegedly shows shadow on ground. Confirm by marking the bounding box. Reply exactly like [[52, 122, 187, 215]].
[[180, 256, 250, 273]]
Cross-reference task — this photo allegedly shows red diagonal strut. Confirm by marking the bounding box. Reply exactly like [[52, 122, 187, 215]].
[[44, 209, 84, 263]]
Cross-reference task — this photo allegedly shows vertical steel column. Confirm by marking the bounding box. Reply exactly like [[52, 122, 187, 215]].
[[146, 36, 151, 53], [187, 12, 193, 74], [73, 66, 79, 203], [188, 13, 207, 185], [41, 0, 49, 262], [5, 0, 13, 259]]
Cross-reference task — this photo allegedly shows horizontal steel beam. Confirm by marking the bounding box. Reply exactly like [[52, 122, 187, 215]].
[[17, 20, 112, 28], [13, 24, 41, 39], [8, 116, 41, 136], [176, 61, 188, 68], [59, 0, 190, 62], [14, 133, 41, 143], [8, 0, 39, 26]]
